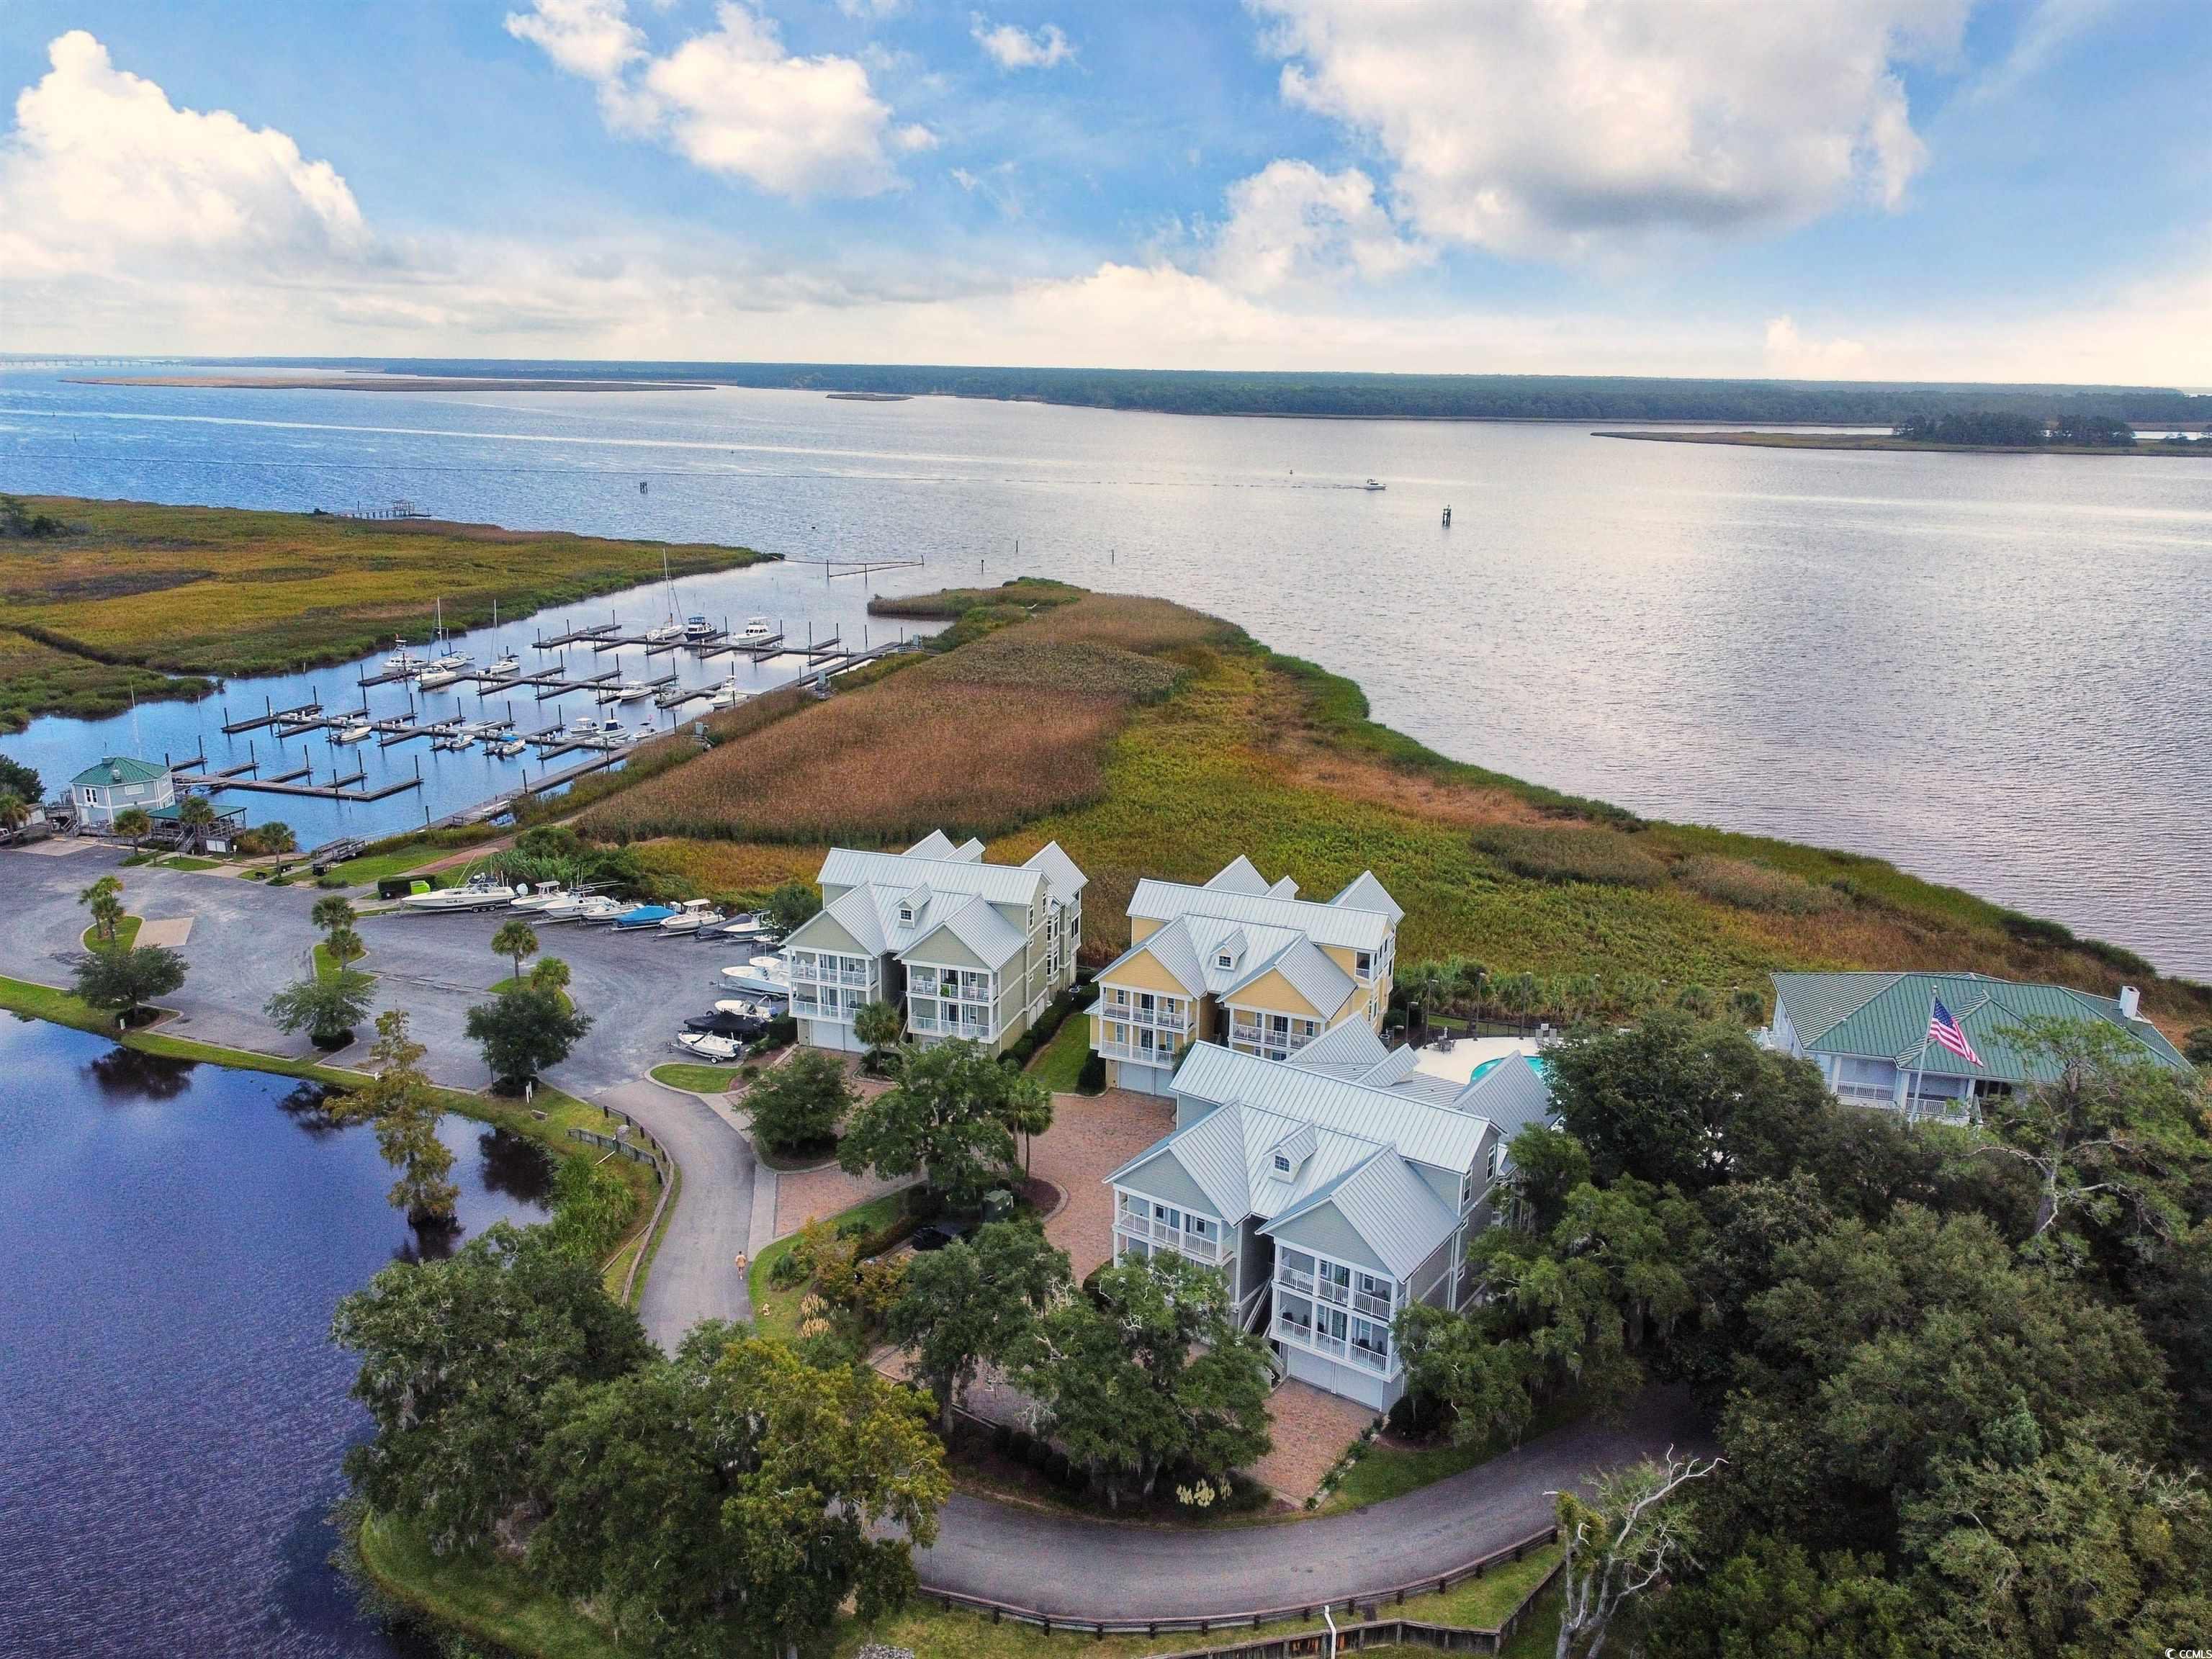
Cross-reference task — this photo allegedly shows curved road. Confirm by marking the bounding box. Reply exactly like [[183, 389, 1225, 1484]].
[[0, 842, 1701, 1619]]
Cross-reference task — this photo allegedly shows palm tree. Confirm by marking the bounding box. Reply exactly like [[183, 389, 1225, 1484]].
[[853, 998, 904, 1074], [112, 805, 150, 854], [311, 895, 357, 935], [1727, 985, 1768, 1028], [1564, 972, 1602, 1026], [175, 794, 217, 853], [1498, 971, 1542, 1031], [323, 925, 367, 972], [490, 918, 540, 986], [1399, 961, 1449, 1034], [79, 874, 125, 943], [0, 789, 27, 844], [529, 955, 572, 998], [1452, 959, 1490, 1028]]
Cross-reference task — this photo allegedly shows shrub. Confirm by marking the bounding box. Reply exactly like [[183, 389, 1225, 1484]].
[[1676, 855, 1842, 914], [1076, 1052, 1107, 1094], [1473, 823, 1666, 889]]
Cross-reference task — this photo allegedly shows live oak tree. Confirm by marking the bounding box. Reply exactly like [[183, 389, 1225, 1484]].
[[331, 1220, 652, 1555], [1022, 1252, 1272, 1506], [744, 1048, 853, 1155], [886, 1219, 1069, 1423], [1392, 1303, 1535, 1448], [835, 1038, 1020, 1210], [73, 942, 186, 1025], [465, 984, 592, 1090], [326, 1010, 459, 1223], [529, 1324, 948, 1659], [1969, 1015, 2211, 1256], [265, 968, 376, 1048]]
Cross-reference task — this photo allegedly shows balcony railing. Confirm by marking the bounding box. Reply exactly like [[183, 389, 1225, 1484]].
[[1116, 1215, 1231, 1264], [1272, 1314, 1394, 1374], [1097, 1002, 1191, 1033], [1096, 1037, 1182, 1066], [1315, 1279, 1393, 1321]]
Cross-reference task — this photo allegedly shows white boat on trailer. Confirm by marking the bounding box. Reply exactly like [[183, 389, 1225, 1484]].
[[400, 874, 521, 912], [660, 899, 724, 934]]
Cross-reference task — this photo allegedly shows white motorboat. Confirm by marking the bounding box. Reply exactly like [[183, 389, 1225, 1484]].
[[538, 890, 612, 922], [384, 639, 427, 673], [720, 953, 791, 997], [418, 665, 468, 690], [1362, 477, 1386, 492], [431, 730, 476, 751], [509, 882, 569, 912], [737, 616, 776, 647], [660, 899, 724, 934], [331, 721, 373, 745], [486, 737, 527, 758], [675, 1032, 744, 1064], [706, 678, 747, 711], [608, 681, 654, 703], [567, 714, 618, 737], [400, 875, 519, 912], [485, 654, 521, 677], [683, 615, 716, 642]]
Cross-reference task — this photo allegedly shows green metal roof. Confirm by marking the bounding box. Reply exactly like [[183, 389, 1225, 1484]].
[[70, 755, 168, 788], [1772, 970, 2190, 1081]]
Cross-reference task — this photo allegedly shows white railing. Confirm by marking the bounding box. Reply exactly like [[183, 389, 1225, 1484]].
[[908, 1012, 942, 1034], [1316, 1280, 1393, 1321], [1274, 1315, 1395, 1375], [792, 996, 823, 1017], [1277, 1267, 1316, 1296], [1096, 1037, 1181, 1065], [1098, 1001, 1191, 1033], [1118, 1216, 1231, 1264]]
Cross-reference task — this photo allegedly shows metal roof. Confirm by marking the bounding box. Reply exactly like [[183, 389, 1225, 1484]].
[[1204, 855, 1272, 896], [1456, 1054, 1555, 1152], [1020, 839, 1089, 902], [818, 844, 1046, 908], [1286, 1020, 1392, 1079], [905, 830, 957, 859], [1224, 935, 1357, 1019], [1173, 1042, 1490, 1172], [1129, 876, 1395, 953], [1105, 1101, 1388, 1225], [1264, 1148, 1458, 1280], [912, 892, 1028, 966], [1771, 970, 2191, 1079], [71, 755, 168, 787], [1329, 870, 1406, 925]]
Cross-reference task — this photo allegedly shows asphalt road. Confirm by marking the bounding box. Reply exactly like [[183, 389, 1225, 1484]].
[[1, 841, 1704, 1618], [912, 1390, 1706, 1619]]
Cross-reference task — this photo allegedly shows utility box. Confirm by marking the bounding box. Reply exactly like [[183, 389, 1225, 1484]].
[[981, 1187, 1015, 1225]]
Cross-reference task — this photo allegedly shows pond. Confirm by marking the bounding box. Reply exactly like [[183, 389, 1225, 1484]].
[[0, 1014, 554, 1658]]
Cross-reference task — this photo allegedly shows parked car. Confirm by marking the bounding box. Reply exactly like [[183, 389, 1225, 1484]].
[[909, 1220, 978, 1253]]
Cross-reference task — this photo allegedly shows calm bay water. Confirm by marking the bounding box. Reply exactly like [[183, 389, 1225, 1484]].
[[0, 1015, 550, 1658], [2, 367, 2207, 976]]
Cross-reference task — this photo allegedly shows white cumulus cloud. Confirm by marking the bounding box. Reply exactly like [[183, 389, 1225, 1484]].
[[1209, 161, 1428, 295], [1252, 0, 1969, 257], [1763, 316, 1873, 379], [0, 30, 365, 278], [971, 15, 1076, 71], [506, 0, 928, 197]]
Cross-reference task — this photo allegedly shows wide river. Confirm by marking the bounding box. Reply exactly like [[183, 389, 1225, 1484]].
[[3, 368, 2207, 976], [0, 1014, 549, 1658]]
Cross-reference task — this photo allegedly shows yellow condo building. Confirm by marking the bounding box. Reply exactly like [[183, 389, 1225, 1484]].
[[1089, 855, 1403, 1094]]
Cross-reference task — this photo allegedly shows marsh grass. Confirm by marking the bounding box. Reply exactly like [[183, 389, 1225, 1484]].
[[0, 496, 770, 727], [573, 585, 2208, 1031]]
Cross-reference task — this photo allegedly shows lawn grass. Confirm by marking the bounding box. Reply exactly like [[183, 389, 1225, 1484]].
[[651, 1061, 739, 1092], [1320, 1393, 1587, 1514], [79, 915, 143, 951], [1027, 1008, 1097, 1092], [157, 854, 222, 871], [747, 1190, 906, 1341], [0, 495, 773, 728], [354, 1511, 623, 1659], [313, 941, 369, 981]]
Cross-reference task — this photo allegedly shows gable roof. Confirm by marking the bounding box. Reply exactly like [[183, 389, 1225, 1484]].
[[1328, 870, 1406, 925], [1456, 1054, 1555, 1151], [1128, 873, 1396, 953], [1020, 839, 1089, 902], [908, 892, 1028, 966], [817, 843, 1046, 910], [1772, 970, 2190, 1079], [1286, 1019, 1393, 1079], [1204, 855, 1272, 896], [1225, 935, 1357, 1018], [1264, 1148, 1459, 1279], [1173, 1042, 1490, 1172], [71, 756, 168, 788], [905, 830, 957, 860], [1105, 1101, 1386, 1226]]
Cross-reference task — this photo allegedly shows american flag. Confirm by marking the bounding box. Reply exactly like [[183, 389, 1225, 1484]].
[[1927, 996, 1982, 1066]]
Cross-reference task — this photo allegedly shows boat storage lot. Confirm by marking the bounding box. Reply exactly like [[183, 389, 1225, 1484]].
[[0, 844, 736, 1094]]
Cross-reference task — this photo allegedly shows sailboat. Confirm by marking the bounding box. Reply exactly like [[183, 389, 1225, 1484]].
[[418, 598, 472, 682], [483, 600, 521, 676], [644, 552, 686, 643]]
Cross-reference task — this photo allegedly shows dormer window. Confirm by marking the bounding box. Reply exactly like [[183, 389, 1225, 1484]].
[[1272, 1152, 1292, 1174], [898, 903, 914, 925], [1218, 951, 1236, 969]]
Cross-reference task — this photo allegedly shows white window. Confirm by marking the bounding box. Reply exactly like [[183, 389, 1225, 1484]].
[[1485, 1146, 1501, 1182], [1355, 950, 1375, 982], [898, 903, 914, 925]]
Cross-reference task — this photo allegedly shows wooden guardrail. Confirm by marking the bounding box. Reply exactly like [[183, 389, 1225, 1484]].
[[916, 1524, 1560, 1640]]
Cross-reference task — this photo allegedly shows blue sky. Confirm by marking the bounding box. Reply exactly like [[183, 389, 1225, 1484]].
[[2, 0, 2208, 381]]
